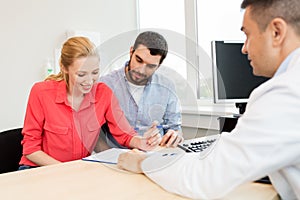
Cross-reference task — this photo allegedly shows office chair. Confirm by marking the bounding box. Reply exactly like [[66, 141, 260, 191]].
[[0, 128, 23, 174]]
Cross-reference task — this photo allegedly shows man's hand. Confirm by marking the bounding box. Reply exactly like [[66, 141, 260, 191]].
[[117, 149, 147, 173], [160, 129, 183, 147], [143, 122, 162, 147]]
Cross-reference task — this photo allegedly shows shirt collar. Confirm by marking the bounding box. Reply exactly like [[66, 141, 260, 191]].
[[55, 81, 68, 104], [274, 47, 300, 77]]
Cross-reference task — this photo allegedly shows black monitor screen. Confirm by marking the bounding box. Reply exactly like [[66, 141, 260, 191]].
[[212, 41, 269, 103]]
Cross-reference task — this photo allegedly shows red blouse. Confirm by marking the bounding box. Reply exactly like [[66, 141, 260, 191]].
[[20, 80, 136, 166]]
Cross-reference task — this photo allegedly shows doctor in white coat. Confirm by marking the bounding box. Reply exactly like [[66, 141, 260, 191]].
[[117, 0, 300, 199]]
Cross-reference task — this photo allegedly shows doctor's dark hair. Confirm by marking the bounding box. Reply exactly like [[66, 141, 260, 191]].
[[133, 31, 168, 64], [45, 36, 99, 87], [241, 0, 300, 35]]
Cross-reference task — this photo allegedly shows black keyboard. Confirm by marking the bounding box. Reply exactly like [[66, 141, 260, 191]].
[[178, 135, 219, 153]]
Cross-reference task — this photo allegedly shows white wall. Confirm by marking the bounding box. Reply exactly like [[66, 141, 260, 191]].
[[0, 0, 137, 131]]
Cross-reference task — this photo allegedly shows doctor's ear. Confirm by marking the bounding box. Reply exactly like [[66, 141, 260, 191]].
[[270, 18, 287, 46]]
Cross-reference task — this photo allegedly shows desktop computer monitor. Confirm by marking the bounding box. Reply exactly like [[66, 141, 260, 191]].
[[211, 41, 269, 110]]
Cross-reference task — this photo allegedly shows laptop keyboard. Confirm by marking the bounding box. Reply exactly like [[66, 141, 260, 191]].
[[178, 135, 219, 153]]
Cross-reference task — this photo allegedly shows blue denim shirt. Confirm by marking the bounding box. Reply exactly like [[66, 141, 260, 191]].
[[100, 63, 182, 136]]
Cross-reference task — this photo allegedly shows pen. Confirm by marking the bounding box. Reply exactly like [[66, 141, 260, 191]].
[[134, 124, 170, 131]]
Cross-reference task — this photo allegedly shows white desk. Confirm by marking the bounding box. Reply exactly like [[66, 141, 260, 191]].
[[0, 160, 279, 200]]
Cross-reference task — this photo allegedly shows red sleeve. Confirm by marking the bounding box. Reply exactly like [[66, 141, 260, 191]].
[[21, 83, 45, 155], [100, 84, 136, 147]]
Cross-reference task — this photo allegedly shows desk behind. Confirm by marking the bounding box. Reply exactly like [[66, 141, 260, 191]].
[[0, 160, 279, 200]]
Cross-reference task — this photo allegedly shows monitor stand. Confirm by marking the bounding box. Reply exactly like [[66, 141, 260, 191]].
[[235, 102, 247, 115], [219, 102, 247, 132]]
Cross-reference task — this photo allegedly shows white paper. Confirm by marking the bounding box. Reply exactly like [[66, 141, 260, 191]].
[[82, 148, 129, 164]]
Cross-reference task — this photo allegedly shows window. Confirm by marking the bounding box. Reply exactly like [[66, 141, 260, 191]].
[[138, 0, 200, 109], [138, 0, 186, 78], [137, 0, 244, 108]]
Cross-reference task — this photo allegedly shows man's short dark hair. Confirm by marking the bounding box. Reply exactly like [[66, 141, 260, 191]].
[[133, 31, 168, 64], [241, 0, 300, 35]]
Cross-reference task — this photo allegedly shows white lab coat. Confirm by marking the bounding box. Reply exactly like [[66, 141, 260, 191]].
[[141, 48, 300, 200]]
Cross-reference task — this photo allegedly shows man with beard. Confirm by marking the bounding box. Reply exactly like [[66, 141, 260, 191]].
[[100, 31, 183, 147]]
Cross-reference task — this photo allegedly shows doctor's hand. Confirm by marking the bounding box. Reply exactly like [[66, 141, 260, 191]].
[[160, 129, 183, 147], [117, 149, 147, 173]]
